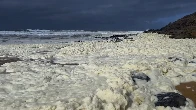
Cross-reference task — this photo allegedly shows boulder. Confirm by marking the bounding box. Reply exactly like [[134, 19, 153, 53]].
[[155, 92, 186, 108]]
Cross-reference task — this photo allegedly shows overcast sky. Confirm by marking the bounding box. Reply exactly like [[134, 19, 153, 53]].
[[0, 0, 196, 31]]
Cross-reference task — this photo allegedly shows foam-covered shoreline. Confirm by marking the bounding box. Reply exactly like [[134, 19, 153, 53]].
[[0, 33, 196, 110]]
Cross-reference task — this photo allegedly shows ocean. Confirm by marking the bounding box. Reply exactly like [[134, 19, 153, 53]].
[[0, 30, 143, 44]]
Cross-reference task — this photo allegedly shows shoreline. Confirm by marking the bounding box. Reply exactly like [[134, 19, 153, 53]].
[[0, 33, 196, 110]]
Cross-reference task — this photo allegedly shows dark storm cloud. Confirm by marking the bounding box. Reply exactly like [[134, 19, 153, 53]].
[[0, 0, 196, 30]]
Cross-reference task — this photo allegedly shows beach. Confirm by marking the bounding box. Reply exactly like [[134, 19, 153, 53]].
[[0, 33, 196, 110]]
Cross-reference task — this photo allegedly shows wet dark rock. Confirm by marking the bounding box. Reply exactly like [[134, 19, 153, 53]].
[[2, 40, 8, 42], [192, 74, 196, 77], [0, 57, 21, 66], [176, 75, 183, 77], [145, 12, 196, 39], [94, 36, 109, 40], [54, 63, 79, 66], [111, 37, 123, 42], [74, 40, 84, 42], [109, 34, 128, 38], [124, 37, 134, 40], [50, 60, 79, 66], [95, 34, 136, 42], [29, 58, 35, 61], [168, 57, 183, 62], [131, 71, 150, 82], [110, 34, 137, 42], [189, 61, 196, 64], [63, 63, 79, 65], [155, 92, 186, 108]]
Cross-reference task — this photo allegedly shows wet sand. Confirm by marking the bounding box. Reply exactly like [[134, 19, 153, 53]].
[[175, 81, 196, 107]]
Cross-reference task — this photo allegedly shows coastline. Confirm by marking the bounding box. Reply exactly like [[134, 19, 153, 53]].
[[0, 33, 196, 110]]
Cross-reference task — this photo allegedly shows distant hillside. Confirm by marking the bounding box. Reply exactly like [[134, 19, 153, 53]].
[[145, 12, 196, 39]]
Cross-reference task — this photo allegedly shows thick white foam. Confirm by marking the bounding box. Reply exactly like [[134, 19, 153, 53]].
[[0, 33, 196, 110]]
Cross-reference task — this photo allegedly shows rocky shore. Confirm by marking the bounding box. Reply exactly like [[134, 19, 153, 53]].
[[145, 12, 196, 39]]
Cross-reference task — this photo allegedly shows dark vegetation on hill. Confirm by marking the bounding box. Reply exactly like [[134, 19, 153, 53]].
[[144, 12, 196, 39]]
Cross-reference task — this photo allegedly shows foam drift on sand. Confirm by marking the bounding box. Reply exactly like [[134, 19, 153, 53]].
[[0, 33, 196, 110]]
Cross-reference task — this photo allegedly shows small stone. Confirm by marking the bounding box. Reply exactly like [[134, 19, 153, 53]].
[[131, 71, 150, 82]]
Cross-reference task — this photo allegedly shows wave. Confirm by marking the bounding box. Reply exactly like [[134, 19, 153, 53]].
[[0, 29, 143, 36]]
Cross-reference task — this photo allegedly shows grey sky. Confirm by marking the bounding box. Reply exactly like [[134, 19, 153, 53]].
[[0, 0, 196, 31]]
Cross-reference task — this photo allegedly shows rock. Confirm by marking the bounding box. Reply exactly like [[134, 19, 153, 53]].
[[145, 12, 196, 39], [189, 61, 196, 63], [109, 34, 127, 42], [0, 57, 21, 66], [192, 74, 196, 77], [131, 71, 150, 82], [111, 37, 123, 42], [188, 60, 196, 66], [155, 92, 186, 108], [109, 34, 128, 38], [102, 34, 137, 42], [74, 40, 84, 42], [168, 57, 188, 66], [168, 57, 183, 62]]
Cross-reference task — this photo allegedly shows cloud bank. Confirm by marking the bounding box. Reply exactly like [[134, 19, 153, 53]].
[[0, 0, 196, 30]]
